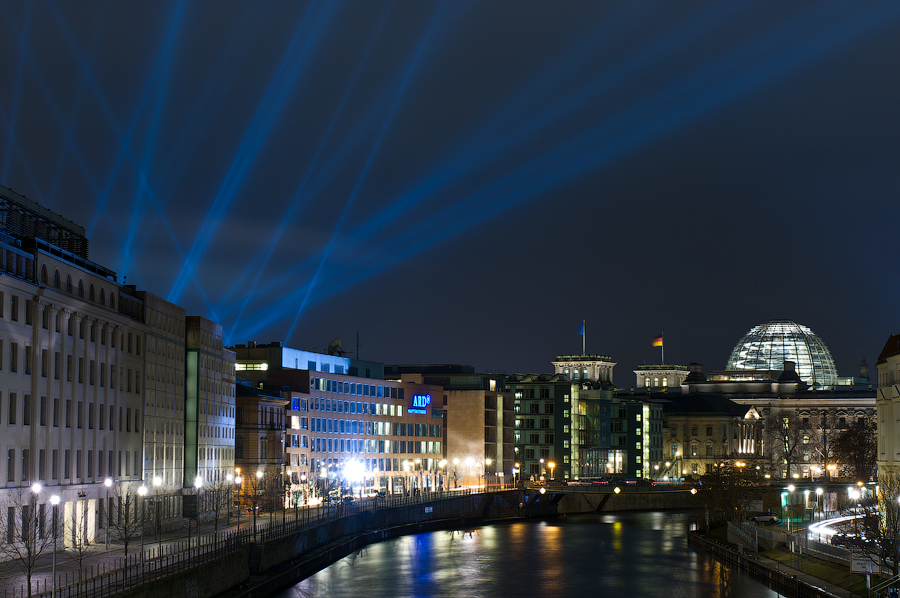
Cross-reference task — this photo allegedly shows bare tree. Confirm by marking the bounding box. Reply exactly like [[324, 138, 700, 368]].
[[243, 472, 266, 538], [850, 473, 900, 576], [814, 409, 840, 480], [763, 409, 809, 479], [833, 419, 877, 483], [700, 460, 764, 524], [204, 478, 234, 534], [0, 487, 57, 597], [107, 482, 143, 557], [63, 499, 99, 587]]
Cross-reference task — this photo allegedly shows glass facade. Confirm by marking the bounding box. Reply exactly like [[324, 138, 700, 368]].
[[726, 320, 837, 388]]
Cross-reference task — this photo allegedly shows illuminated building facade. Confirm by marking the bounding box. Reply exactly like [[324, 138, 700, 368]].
[[230, 342, 447, 497], [875, 334, 900, 478], [507, 373, 572, 481], [384, 365, 515, 488], [0, 183, 235, 548], [633, 364, 689, 389]]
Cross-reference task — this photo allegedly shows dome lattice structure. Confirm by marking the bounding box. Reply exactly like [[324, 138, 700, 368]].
[[726, 320, 837, 388]]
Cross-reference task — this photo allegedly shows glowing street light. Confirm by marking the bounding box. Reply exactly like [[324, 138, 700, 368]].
[[548, 462, 556, 481], [104, 478, 113, 550]]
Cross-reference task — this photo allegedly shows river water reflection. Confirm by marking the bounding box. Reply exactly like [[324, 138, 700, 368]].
[[274, 511, 785, 598]]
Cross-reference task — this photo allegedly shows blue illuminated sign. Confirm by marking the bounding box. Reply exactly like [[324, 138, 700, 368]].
[[409, 393, 431, 415]]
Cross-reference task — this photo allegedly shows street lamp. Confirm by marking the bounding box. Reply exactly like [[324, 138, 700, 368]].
[[138, 485, 148, 561], [816, 487, 824, 520], [548, 461, 556, 481], [104, 478, 113, 550], [786, 484, 795, 533], [50, 494, 60, 598], [234, 475, 243, 528]]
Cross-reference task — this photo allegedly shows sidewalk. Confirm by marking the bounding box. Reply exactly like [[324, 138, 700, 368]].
[[745, 516, 866, 598], [0, 507, 311, 598]]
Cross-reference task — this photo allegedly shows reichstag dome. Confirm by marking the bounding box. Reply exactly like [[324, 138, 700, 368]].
[[725, 320, 838, 388]]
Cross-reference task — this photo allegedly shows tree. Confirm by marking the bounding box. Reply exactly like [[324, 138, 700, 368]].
[[204, 478, 234, 534], [763, 409, 810, 478], [700, 460, 764, 524], [832, 419, 877, 482], [107, 482, 144, 556], [63, 499, 99, 587], [814, 409, 841, 480], [854, 473, 900, 576], [0, 487, 57, 597], [243, 471, 266, 538]]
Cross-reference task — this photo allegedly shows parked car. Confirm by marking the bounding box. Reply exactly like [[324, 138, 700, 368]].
[[341, 496, 355, 504], [748, 512, 780, 524]]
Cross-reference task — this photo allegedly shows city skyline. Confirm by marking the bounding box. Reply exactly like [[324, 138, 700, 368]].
[[1, 2, 898, 379]]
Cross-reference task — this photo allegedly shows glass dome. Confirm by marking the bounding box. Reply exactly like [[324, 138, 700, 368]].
[[726, 320, 837, 388]]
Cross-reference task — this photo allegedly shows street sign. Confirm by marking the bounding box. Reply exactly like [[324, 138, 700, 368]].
[[851, 550, 882, 574]]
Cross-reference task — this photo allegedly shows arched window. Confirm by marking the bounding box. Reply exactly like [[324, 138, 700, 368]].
[[99, 288, 105, 305], [645, 377, 650, 387], [662, 378, 668, 387], [89, 284, 95, 302], [77, 280, 84, 297], [53, 270, 60, 288], [66, 275, 72, 293], [654, 377, 659, 387], [582, 368, 588, 379], [110, 293, 115, 309], [40, 265, 48, 284]]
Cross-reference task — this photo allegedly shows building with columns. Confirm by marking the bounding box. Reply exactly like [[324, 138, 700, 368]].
[[876, 334, 900, 478], [0, 184, 235, 550]]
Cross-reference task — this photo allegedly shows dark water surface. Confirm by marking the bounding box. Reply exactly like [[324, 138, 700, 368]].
[[273, 511, 785, 598]]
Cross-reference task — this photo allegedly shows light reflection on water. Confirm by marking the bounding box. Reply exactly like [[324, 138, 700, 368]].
[[273, 511, 786, 598]]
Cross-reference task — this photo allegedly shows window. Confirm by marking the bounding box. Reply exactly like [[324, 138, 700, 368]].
[[39, 397, 46, 426], [691, 445, 698, 457], [53, 399, 59, 427], [543, 403, 554, 414], [10, 295, 17, 321], [529, 403, 539, 414], [9, 342, 16, 372], [41, 349, 47, 377], [706, 445, 713, 456], [65, 400, 71, 428], [690, 425, 697, 437], [23, 395, 30, 426], [539, 418, 550, 429], [706, 426, 713, 436], [8, 393, 15, 424]]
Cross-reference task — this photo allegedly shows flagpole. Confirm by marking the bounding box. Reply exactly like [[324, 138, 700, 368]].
[[582, 320, 585, 354], [661, 332, 664, 363]]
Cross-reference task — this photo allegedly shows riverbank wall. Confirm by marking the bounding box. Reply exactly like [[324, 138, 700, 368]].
[[688, 532, 852, 598]]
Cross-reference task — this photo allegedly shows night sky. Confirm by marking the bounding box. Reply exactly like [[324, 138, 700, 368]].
[[1, 2, 899, 384]]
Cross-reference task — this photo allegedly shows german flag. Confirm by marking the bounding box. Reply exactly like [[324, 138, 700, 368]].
[[652, 334, 663, 347]]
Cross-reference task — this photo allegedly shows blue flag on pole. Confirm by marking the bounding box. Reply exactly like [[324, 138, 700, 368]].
[[579, 321, 585, 335]]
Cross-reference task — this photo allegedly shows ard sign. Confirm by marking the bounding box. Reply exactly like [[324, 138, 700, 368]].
[[409, 394, 431, 414]]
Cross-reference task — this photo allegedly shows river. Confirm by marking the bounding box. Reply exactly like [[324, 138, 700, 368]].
[[272, 511, 786, 598]]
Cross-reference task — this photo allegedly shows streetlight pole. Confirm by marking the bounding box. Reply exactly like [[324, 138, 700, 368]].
[[234, 475, 242, 530], [138, 485, 148, 562], [50, 494, 60, 598], [104, 478, 112, 551]]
